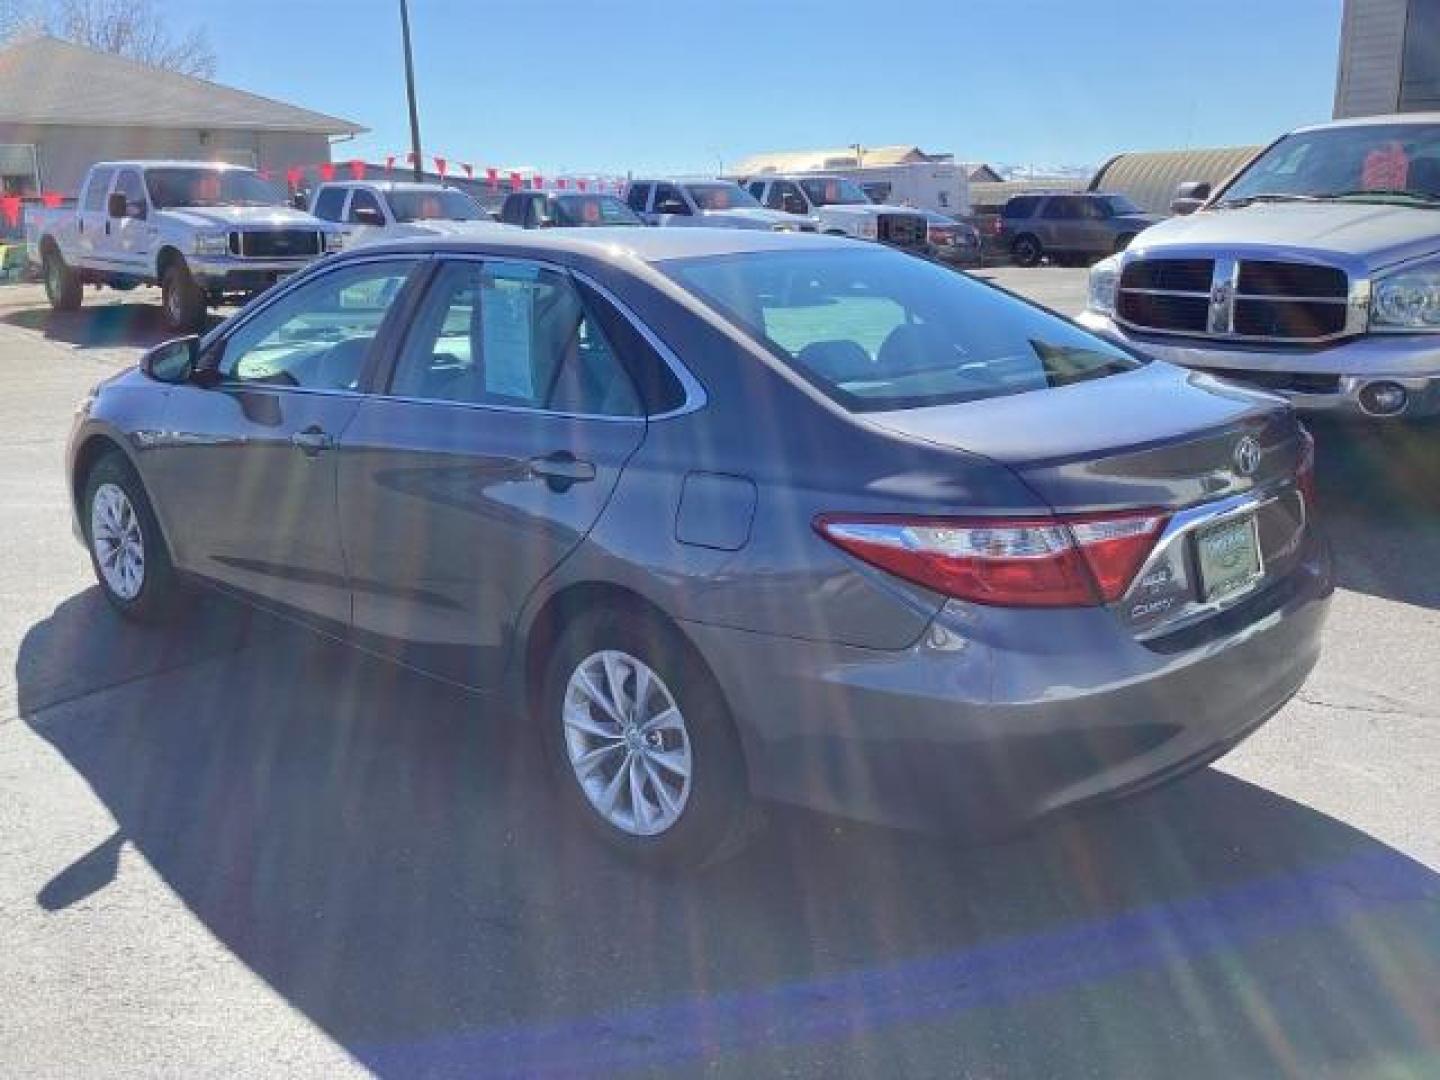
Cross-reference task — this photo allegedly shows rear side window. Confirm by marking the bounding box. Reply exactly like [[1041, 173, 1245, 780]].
[[1003, 196, 1038, 219], [664, 247, 1141, 412], [313, 187, 346, 221], [625, 183, 651, 212], [83, 168, 115, 212], [390, 261, 642, 418], [498, 194, 526, 226]]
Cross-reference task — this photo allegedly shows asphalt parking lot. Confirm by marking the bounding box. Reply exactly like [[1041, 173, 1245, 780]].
[[2, 271, 1439, 1078]]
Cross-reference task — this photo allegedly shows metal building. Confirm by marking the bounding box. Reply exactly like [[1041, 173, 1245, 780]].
[[1335, 0, 1440, 117], [1086, 146, 1262, 214], [0, 35, 364, 198]]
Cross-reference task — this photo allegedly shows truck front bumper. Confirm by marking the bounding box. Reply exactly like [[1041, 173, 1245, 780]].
[[1077, 311, 1440, 420], [190, 256, 320, 295]]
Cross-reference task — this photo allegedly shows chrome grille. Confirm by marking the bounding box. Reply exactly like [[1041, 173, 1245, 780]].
[[1117, 255, 1357, 343], [230, 230, 323, 259]]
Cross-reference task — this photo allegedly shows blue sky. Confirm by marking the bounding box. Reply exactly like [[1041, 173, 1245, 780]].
[[184, 0, 1343, 176]]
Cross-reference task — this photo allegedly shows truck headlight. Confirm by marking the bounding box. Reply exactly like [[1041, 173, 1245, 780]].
[[1088, 255, 1122, 316], [1371, 266, 1440, 331], [192, 231, 231, 257]]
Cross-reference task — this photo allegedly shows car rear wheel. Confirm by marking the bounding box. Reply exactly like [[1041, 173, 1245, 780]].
[[161, 261, 206, 333], [43, 249, 82, 311], [540, 607, 757, 870], [82, 452, 179, 621], [1011, 234, 1043, 267]]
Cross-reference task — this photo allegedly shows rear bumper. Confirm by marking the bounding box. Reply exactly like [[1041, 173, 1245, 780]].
[[1078, 311, 1440, 419], [684, 536, 1332, 833]]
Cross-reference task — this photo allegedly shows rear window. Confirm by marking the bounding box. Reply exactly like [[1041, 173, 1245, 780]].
[[663, 247, 1142, 412], [1004, 196, 1039, 218], [553, 194, 642, 226]]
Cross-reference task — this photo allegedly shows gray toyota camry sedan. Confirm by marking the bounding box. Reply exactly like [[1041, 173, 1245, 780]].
[[67, 228, 1332, 868]]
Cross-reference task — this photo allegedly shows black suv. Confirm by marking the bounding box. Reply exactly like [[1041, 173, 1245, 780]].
[[1000, 193, 1159, 267]]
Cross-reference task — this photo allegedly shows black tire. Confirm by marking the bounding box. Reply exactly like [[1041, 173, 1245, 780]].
[[81, 451, 179, 622], [42, 248, 82, 312], [161, 261, 206, 333], [1114, 232, 1137, 253], [1011, 234, 1043, 267], [538, 606, 757, 870]]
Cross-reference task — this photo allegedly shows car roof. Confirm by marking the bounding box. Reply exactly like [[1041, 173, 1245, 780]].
[[1292, 112, 1440, 133], [320, 180, 465, 193], [343, 225, 846, 264], [628, 178, 741, 185], [97, 160, 252, 171]]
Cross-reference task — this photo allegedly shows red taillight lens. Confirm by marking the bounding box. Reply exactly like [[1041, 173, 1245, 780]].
[[1297, 427, 1317, 510], [814, 511, 1168, 608]]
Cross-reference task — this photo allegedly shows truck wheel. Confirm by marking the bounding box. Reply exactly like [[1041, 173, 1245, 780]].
[[161, 262, 206, 333], [43, 249, 82, 312], [1011, 234, 1043, 267]]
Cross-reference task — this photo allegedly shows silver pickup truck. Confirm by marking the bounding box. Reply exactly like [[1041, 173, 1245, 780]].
[[28, 160, 341, 331], [1080, 114, 1440, 421]]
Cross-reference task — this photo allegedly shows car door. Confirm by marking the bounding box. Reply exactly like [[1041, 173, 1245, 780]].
[[1041, 196, 1089, 252], [77, 166, 115, 266], [146, 257, 422, 625], [335, 256, 648, 688], [110, 168, 151, 276], [346, 187, 387, 240], [312, 185, 350, 240]]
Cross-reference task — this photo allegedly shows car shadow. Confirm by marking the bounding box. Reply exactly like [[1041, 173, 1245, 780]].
[[16, 588, 1440, 1078], [1309, 419, 1440, 610], [2, 299, 224, 350]]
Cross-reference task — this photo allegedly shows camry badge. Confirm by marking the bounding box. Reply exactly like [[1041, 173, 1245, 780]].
[[1233, 436, 1262, 477]]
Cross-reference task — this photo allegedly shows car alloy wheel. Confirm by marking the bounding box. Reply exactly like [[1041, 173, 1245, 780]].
[[562, 649, 693, 837], [90, 481, 146, 601]]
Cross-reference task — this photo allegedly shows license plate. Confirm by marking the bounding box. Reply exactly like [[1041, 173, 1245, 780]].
[[1196, 515, 1262, 602]]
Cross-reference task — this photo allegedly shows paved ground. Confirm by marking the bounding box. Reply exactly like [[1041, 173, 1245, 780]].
[[2, 276, 1438, 1079]]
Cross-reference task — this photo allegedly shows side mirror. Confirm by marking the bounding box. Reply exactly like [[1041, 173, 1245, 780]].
[[657, 201, 688, 216], [352, 205, 385, 227], [1170, 181, 1211, 216], [140, 336, 200, 384], [782, 195, 807, 215], [107, 192, 127, 219], [292, 191, 309, 210]]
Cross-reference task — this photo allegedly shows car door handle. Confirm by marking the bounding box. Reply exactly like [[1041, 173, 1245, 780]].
[[529, 452, 595, 491], [291, 427, 333, 456]]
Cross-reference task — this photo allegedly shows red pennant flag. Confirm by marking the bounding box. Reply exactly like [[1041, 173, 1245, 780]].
[[285, 166, 304, 188], [556, 177, 567, 190], [462, 163, 474, 179], [531, 174, 544, 190], [0, 195, 20, 227], [349, 160, 366, 180], [487, 167, 499, 190], [385, 155, 396, 174], [319, 163, 336, 182], [41, 191, 62, 208], [509, 171, 522, 192], [433, 156, 448, 178], [577, 178, 588, 192]]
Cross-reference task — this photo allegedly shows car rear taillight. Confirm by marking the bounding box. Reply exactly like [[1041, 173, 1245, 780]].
[[814, 511, 1168, 608], [1297, 427, 1317, 511]]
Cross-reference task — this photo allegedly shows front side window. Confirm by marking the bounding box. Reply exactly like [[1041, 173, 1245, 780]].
[[625, 183, 651, 212], [1099, 194, 1143, 216], [114, 170, 146, 216], [83, 168, 115, 212], [145, 167, 285, 209], [217, 260, 418, 390], [664, 247, 1142, 412], [348, 189, 385, 223], [653, 183, 690, 215], [390, 261, 641, 417], [313, 187, 346, 221], [684, 183, 761, 211], [799, 177, 870, 206]]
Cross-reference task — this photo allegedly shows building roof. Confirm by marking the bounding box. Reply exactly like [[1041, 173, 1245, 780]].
[[968, 177, 1088, 209], [1087, 145, 1261, 213], [0, 35, 364, 135], [955, 162, 1004, 183], [731, 145, 953, 174]]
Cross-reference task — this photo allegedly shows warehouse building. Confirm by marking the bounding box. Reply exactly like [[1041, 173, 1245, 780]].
[[0, 34, 364, 198], [1087, 145, 1262, 214], [1335, 0, 1440, 117]]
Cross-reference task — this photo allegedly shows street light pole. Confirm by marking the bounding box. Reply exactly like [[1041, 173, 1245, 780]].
[[399, 0, 424, 182]]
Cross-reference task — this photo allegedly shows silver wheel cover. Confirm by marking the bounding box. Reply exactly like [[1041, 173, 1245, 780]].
[[90, 482, 145, 601], [563, 650, 693, 837]]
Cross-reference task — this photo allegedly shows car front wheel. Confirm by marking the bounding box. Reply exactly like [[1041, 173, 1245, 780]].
[[540, 608, 757, 870], [82, 452, 179, 621], [1011, 234, 1043, 267]]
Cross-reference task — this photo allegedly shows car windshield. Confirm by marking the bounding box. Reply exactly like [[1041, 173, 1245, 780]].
[[144, 167, 285, 208], [1099, 194, 1144, 215], [388, 189, 486, 222], [684, 183, 761, 211], [552, 194, 642, 226], [1220, 123, 1440, 206], [665, 247, 1142, 412], [800, 177, 872, 205]]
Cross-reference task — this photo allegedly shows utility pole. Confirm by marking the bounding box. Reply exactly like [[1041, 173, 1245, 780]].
[[399, 0, 424, 182]]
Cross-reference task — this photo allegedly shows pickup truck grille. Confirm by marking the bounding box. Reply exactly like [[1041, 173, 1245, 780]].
[[876, 213, 928, 249], [1117, 257, 1353, 343], [229, 230, 323, 259]]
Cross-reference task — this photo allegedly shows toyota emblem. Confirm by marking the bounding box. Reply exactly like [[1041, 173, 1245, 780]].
[[1233, 436, 1262, 477]]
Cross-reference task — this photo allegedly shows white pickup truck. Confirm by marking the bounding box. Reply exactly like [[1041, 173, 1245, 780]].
[[308, 180, 499, 243], [28, 160, 342, 331], [741, 174, 931, 253]]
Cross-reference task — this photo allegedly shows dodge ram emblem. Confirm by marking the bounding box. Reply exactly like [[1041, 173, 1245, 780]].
[[1233, 436, 1262, 477]]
